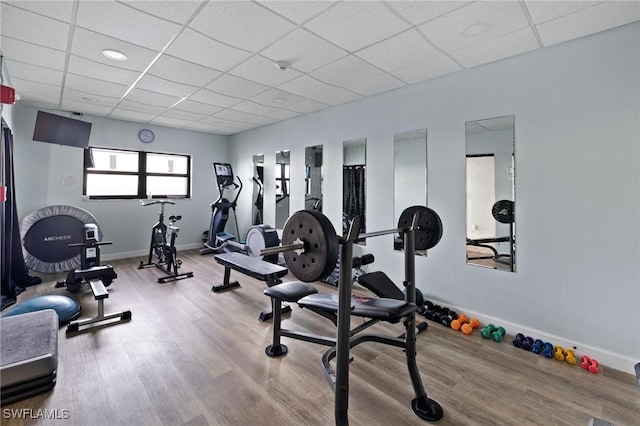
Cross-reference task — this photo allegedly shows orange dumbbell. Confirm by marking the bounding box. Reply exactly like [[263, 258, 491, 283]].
[[461, 318, 480, 334], [450, 314, 468, 331]]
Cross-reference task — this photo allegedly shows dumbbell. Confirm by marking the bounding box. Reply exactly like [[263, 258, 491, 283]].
[[520, 336, 534, 351], [461, 318, 480, 334], [439, 310, 458, 327], [480, 324, 496, 339], [581, 355, 599, 374], [554, 346, 566, 361], [423, 304, 441, 320], [512, 333, 525, 348], [450, 314, 468, 331], [491, 326, 505, 342], [543, 343, 554, 358], [531, 339, 544, 354], [432, 307, 451, 323], [565, 349, 577, 365]]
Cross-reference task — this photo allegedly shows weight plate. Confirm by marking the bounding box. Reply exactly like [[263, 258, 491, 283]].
[[398, 206, 443, 251], [492, 200, 514, 223], [282, 210, 338, 282]]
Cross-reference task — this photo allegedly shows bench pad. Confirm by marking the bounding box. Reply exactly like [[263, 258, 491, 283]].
[[264, 281, 318, 302], [298, 293, 416, 321], [215, 252, 287, 281]]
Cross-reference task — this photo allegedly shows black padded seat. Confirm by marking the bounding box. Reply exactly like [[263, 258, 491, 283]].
[[215, 252, 288, 281], [357, 271, 405, 300], [264, 281, 318, 302], [298, 293, 416, 322]]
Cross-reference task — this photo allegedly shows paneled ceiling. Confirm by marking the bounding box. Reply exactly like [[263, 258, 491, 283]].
[[1, 1, 638, 136]]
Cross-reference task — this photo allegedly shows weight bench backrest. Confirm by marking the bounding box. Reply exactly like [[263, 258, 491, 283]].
[[357, 271, 405, 300]]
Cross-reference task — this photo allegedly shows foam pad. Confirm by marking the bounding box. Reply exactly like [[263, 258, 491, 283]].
[[1, 295, 80, 324]]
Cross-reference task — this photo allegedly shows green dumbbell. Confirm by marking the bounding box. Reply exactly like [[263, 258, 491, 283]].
[[480, 324, 496, 339], [491, 326, 506, 342]]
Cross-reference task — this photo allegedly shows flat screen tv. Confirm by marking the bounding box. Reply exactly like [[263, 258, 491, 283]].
[[33, 110, 92, 148]]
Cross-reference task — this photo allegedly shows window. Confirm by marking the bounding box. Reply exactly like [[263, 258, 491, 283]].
[[83, 147, 191, 199]]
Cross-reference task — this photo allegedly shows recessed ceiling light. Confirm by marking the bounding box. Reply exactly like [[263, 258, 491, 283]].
[[462, 22, 489, 37], [102, 49, 127, 61], [273, 98, 286, 103], [82, 97, 99, 103]]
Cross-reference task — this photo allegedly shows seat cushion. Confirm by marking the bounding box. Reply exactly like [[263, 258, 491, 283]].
[[265, 281, 318, 302], [215, 252, 288, 281], [298, 293, 416, 321]]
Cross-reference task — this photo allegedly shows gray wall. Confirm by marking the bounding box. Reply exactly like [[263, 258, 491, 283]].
[[228, 23, 640, 371], [11, 104, 229, 257]]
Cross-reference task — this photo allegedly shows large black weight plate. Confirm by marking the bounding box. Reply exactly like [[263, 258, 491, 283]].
[[492, 200, 514, 223], [282, 210, 338, 282], [398, 206, 443, 251]]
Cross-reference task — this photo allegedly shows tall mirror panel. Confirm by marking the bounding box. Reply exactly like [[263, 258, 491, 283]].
[[305, 145, 323, 212], [275, 150, 290, 229], [343, 139, 366, 240], [465, 116, 515, 272], [394, 129, 427, 255], [252, 154, 264, 225]]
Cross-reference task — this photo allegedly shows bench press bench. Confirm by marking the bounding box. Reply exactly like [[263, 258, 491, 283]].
[[213, 252, 290, 321]]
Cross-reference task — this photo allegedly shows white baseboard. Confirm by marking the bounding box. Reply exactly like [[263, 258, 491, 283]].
[[101, 243, 203, 262], [428, 299, 639, 375]]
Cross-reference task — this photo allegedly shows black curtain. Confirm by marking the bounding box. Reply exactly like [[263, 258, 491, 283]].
[[343, 165, 365, 233], [1, 119, 39, 310]]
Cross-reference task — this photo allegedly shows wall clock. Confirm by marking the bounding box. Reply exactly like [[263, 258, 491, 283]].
[[138, 129, 155, 143]]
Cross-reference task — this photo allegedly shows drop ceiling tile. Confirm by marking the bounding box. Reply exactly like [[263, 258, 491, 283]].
[[160, 109, 207, 122], [199, 116, 242, 126], [536, 1, 640, 47], [17, 98, 59, 111], [0, 4, 70, 50], [420, 2, 529, 52], [214, 109, 274, 125], [188, 89, 243, 108], [189, 1, 296, 52], [165, 28, 251, 72], [173, 99, 223, 115], [136, 75, 198, 98], [5, 0, 75, 22], [75, 0, 181, 51], [229, 55, 302, 87], [0, 38, 66, 71], [392, 55, 461, 84], [261, 1, 337, 24], [148, 54, 222, 87], [277, 75, 338, 98], [349, 74, 406, 97], [251, 88, 307, 108], [206, 75, 269, 99], [117, 100, 167, 115], [231, 101, 277, 115], [109, 108, 156, 123], [184, 122, 222, 133], [355, 29, 444, 73], [65, 74, 129, 98], [5, 60, 63, 86], [67, 55, 141, 86], [122, 0, 204, 24], [452, 28, 539, 68], [264, 109, 302, 120], [304, 1, 411, 52], [63, 88, 121, 107], [150, 116, 193, 128], [386, 1, 471, 25], [60, 99, 114, 116], [524, 1, 599, 24], [315, 88, 363, 106], [125, 88, 181, 108], [287, 100, 329, 114], [71, 28, 159, 72], [310, 55, 385, 87], [261, 29, 348, 73], [11, 78, 60, 101]]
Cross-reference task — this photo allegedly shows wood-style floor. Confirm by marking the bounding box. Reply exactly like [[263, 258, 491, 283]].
[[2, 250, 638, 426]]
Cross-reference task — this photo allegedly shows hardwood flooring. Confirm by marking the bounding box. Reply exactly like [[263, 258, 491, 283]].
[[2, 250, 638, 425]]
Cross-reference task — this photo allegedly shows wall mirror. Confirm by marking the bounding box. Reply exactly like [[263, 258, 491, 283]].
[[252, 154, 264, 225], [394, 129, 427, 255], [465, 116, 515, 272], [343, 138, 366, 242], [305, 145, 323, 212], [275, 150, 290, 229]]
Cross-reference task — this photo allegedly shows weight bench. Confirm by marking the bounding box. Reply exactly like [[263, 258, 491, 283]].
[[263, 270, 428, 356], [213, 252, 290, 321]]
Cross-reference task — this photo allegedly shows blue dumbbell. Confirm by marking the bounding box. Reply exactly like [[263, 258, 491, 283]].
[[543, 342, 554, 358], [531, 339, 544, 354]]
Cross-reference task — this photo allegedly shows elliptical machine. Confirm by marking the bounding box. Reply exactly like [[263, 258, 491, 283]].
[[201, 163, 280, 263], [56, 223, 131, 334], [138, 199, 193, 283]]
